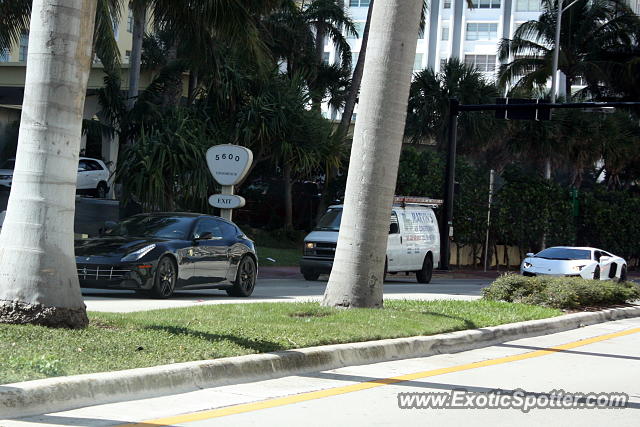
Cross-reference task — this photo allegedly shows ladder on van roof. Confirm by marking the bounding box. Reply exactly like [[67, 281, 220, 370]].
[[393, 196, 443, 207]]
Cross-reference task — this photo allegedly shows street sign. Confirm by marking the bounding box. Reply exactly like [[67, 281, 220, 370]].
[[208, 194, 246, 209], [206, 145, 253, 186], [495, 98, 551, 120]]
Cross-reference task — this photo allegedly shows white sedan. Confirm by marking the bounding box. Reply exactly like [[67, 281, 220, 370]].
[[521, 246, 627, 281]]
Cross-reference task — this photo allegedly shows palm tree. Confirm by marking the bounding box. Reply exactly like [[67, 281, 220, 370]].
[[0, 0, 97, 328], [322, 0, 425, 309], [498, 0, 640, 99], [406, 58, 500, 158]]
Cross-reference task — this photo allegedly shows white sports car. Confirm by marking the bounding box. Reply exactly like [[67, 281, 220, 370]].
[[520, 246, 627, 281]]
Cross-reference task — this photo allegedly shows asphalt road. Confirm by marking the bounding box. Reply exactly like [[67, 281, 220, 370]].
[[5, 317, 639, 426], [81, 275, 492, 313]]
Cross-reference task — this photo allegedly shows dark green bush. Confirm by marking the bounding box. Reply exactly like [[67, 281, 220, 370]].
[[482, 274, 640, 309]]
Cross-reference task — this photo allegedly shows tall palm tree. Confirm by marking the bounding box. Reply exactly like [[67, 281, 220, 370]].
[[406, 58, 500, 157], [0, 0, 97, 328], [498, 0, 640, 99], [322, 0, 425, 309]]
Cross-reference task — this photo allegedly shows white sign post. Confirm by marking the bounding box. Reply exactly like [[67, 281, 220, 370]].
[[206, 145, 253, 221]]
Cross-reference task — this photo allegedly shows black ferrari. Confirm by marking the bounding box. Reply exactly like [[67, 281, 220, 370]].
[[75, 213, 258, 298]]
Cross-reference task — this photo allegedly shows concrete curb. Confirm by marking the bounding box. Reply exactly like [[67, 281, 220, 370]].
[[2, 305, 639, 419]]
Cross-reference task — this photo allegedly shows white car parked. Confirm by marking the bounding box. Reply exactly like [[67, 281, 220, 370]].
[[0, 157, 110, 198], [520, 246, 627, 281]]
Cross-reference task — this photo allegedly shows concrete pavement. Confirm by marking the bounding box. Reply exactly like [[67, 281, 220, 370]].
[[4, 317, 638, 426]]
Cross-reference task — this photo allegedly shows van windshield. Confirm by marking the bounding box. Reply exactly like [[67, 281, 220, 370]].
[[315, 208, 342, 231]]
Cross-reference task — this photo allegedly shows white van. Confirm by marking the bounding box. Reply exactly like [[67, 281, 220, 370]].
[[300, 197, 441, 283]]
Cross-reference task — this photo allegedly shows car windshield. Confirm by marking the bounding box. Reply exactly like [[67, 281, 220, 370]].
[[315, 208, 342, 231], [104, 215, 194, 240], [1, 160, 15, 170], [535, 248, 591, 260]]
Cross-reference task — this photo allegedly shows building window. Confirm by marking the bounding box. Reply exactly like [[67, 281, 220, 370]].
[[574, 75, 587, 86], [125, 50, 131, 63], [440, 58, 448, 70], [465, 54, 497, 72], [127, 6, 134, 33], [323, 52, 330, 64], [441, 25, 449, 41], [19, 32, 29, 62], [444, 0, 452, 8], [348, 22, 366, 39], [472, 0, 501, 8], [515, 0, 540, 12], [414, 53, 424, 70], [465, 23, 498, 40], [0, 48, 9, 62], [349, 0, 370, 6]]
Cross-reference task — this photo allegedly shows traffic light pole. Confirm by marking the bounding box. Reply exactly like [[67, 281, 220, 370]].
[[440, 98, 459, 270]]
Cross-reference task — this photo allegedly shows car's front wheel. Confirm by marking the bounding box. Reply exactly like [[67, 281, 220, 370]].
[[619, 265, 627, 283], [302, 271, 320, 281], [227, 256, 257, 297], [150, 256, 177, 299], [96, 181, 108, 198]]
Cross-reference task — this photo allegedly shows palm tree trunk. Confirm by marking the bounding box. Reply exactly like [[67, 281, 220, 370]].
[[322, 0, 424, 309], [337, 0, 374, 139], [127, 0, 146, 111], [188, 70, 199, 105], [311, 24, 327, 112], [0, 0, 97, 328], [284, 162, 293, 231], [315, 0, 374, 220]]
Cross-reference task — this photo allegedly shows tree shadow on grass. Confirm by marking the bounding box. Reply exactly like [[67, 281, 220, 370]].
[[145, 325, 286, 353], [418, 310, 477, 332]]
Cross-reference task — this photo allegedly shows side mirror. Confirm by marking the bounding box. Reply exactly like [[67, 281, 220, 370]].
[[195, 232, 213, 241], [526, 253, 534, 258], [99, 220, 117, 235], [389, 223, 399, 234]]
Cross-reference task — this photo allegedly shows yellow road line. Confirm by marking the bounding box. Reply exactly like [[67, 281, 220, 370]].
[[122, 326, 640, 426]]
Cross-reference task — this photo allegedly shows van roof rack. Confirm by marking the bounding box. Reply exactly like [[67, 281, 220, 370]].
[[393, 196, 443, 207]]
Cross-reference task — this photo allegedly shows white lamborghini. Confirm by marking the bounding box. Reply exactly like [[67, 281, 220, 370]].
[[520, 246, 627, 281]]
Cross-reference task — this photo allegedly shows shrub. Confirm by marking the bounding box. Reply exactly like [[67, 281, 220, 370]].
[[482, 273, 640, 309]]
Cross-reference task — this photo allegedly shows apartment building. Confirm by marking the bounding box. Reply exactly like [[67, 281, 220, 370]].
[[0, 4, 153, 167], [325, 0, 639, 119]]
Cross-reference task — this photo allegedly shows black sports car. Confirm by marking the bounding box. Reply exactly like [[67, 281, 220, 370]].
[[75, 213, 258, 298]]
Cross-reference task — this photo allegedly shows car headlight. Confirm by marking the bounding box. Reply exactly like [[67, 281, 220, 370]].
[[523, 262, 532, 269], [571, 265, 586, 272], [304, 242, 316, 255], [305, 242, 316, 249], [121, 244, 156, 262]]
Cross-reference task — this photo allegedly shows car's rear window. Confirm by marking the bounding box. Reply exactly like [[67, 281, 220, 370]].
[[535, 248, 591, 260]]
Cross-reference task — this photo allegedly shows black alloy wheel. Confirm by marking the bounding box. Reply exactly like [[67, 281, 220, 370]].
[[96, 182, 108, 198], [151, 256, 177, 298], [227, 256, 257, 297], [619, 265, 627, 283], [303, 271, 320, 281]]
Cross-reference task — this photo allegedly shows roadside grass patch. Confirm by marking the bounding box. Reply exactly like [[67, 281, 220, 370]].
[[482, 274, 640, 309], [256, 246, 301, 267], [0, 300, 560, 384]]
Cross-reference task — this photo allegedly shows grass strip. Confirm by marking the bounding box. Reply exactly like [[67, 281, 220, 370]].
[[0, 300, 560, 384]]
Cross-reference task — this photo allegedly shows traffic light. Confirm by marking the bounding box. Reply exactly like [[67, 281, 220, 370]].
[[495, 98, 551, 121]]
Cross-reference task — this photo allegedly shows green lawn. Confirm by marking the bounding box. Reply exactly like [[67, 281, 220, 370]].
[[0, 300, 561, 384], [256, 246, 301, 267]]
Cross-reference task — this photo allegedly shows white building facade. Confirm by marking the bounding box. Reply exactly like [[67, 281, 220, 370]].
[[324, 0, 639, 119]]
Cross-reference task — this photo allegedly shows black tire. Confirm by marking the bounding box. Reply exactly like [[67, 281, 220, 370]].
[[416, 254, 433, 284], [593, 265, 601, 281], [383, 258, 388, 282], [619, 265, 627, 283], [302, 271, 320, 281], [150, 256, 177, 299], [96, 182, 108, 199], [227, 256, 257, 297]]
